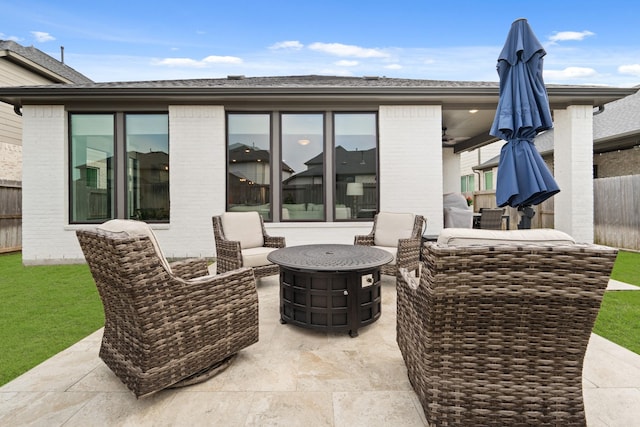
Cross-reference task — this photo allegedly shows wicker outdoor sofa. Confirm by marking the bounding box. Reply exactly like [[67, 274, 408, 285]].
[[76, 220, 259, 398], [396, 228, 618, 426]]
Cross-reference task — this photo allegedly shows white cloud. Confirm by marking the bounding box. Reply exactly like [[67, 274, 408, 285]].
[[548, 30, 595, 43], [156, 58, 204, 67], [31, 31, 55, 42], [618, 64, 640, 77], [270, 40, 303, 50], [385, 64, 403, 70], [202, 55, 243, 64], [308, 42, 388, 58], [544, 66, 597, 80], [156, 55, 242, 68], [335, 60, 358, 67]]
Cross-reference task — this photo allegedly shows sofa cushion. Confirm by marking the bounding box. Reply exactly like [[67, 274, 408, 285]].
[[221, 212, 264, 249], [373, 212, 416, 247], [97, 219, 172, 273], [241, 247, 278, 268], [437, 228, 575, 246]]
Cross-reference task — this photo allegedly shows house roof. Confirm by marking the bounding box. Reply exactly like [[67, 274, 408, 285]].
[[0, 74, 633, 107], [0, 74, 635, 152], [593, 85, 640, 152], [0, 40, 93, 84]]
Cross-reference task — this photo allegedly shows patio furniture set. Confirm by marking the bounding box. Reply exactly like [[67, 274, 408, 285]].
[[76, 211, 617, 426]]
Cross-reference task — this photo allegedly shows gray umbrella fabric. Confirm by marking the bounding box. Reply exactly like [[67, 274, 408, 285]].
[[490, 18, 560, 226]]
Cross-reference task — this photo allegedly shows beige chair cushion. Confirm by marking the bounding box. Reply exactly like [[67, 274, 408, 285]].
[[97, 219, 172, 273], [221, 212, 264, 249], [373, 212, 416, 247], [241, 247, 278, 268], [373, 246, 397, 265], [437, 228, 575, 246]]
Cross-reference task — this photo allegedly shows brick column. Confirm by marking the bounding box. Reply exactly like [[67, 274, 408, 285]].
[[553, 105, 594, 243]]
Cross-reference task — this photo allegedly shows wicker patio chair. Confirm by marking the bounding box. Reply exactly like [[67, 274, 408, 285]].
[[76, 219, 259, 398], [479, 207, 506, 229], [354, 212, 425, 276], [396, 228, 618, 426], [212, 211, 286, 280]]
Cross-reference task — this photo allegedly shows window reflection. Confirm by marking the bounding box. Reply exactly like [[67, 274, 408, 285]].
[[70, 114, 115, 222], [227, 114, 272, 220], [126, 114, 169, 222], [281, 114, 324, 221], [334, 113, 378, 219]]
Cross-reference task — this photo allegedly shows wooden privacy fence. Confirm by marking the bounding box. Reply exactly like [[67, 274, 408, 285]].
[[594, 174, 640, 251], [471, 190, 554, 230], [0, 180, 21, 253]]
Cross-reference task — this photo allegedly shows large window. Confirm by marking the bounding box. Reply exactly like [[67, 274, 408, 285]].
[[334, 113, 378, 219], [281, 113, 325, 221], [70, 113, 169, 223], [226, 111, 378, 222], [70, 114, 115, 222], [227, 113, 272, 220], [126, 114, 169, 221]]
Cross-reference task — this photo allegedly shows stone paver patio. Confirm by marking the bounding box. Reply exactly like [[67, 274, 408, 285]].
[[1, 275, 639, 426]]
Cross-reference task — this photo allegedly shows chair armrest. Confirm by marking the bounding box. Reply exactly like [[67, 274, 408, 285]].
[[169, 258, 209, 279], [354, 235, 374, 246], [174, 266, 258, 341], [396, 237, 422, 272], [264, 235, 286, 248], [215, 239, 242, 260]]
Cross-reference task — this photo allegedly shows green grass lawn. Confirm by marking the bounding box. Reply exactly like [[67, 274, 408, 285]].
[[0, 252, 104, 385], [592, 250, 640, 355], [0, 249, 638, 387]]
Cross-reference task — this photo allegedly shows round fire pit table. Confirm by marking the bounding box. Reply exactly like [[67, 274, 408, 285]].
[[267, 244, 393, 337]]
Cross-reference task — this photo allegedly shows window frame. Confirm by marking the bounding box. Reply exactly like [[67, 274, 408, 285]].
[[226, 110, 379, 223], [68, 111, 170, 224]]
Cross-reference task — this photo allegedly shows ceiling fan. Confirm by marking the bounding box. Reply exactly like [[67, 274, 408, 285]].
[[442, 127, 470, 145], [442, 127, 457, 145]]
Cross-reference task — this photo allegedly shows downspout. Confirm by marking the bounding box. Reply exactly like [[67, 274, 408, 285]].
[[13, 104, 22, 116], [593, 105, 605, 115]]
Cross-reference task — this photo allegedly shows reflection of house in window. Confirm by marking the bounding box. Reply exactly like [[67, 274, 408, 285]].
[[128, 150, 169, 220], [74, 147, 113, 221], [227, 143, 292, 219], [284, 146, 377, 216]]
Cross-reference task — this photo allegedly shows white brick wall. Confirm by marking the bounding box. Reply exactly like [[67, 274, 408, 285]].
[[20, 103, 450, 263], [379, 105, 443, 235], [158, 105, 226, 259], [22, 105, 81, 264]]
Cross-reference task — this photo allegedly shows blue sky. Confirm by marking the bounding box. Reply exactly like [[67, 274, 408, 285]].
[[2, 0, 639, 87]]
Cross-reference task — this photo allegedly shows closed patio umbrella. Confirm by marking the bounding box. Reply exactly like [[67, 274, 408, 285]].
[[490, 18, 560, 229]]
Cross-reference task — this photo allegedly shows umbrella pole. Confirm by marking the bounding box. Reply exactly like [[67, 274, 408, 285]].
[[517, 205, 535, 229]]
